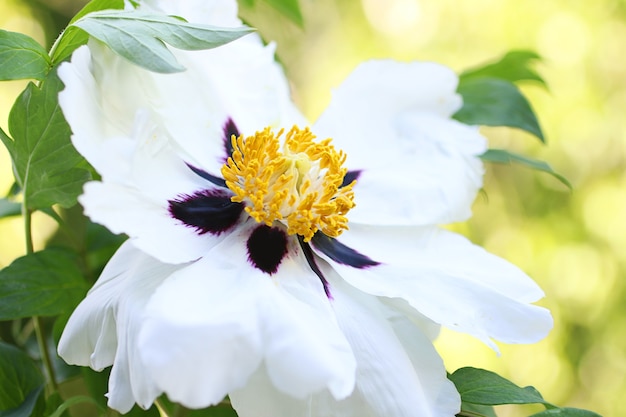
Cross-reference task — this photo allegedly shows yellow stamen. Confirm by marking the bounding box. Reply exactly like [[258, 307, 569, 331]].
[[221, 126, 355, 241]]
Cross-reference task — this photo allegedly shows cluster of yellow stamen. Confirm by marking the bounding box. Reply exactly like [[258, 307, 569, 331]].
[[221, 126, 355, 242]]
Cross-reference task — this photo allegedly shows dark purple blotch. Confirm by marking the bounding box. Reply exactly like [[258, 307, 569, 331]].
[[223, 118, 240, 161], [341, 170, 362, 188], [247, 225, 288, 275], [185, 163, 227, 188], [169, 189, 243, 235], [298, 236, 332, 299], [311, 233, 380, 269]]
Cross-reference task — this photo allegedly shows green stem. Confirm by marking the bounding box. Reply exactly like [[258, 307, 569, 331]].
[[23, 206, 33, 254], [155, 399, 173, 417], [33, 316, 58, 393], [24, 207, 58, 393]]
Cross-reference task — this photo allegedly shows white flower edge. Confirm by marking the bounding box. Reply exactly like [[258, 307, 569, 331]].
[[314, 60, 487, 226], [313, 224, 553, 352]]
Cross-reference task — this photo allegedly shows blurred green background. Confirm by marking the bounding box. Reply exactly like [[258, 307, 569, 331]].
[[1, 0, 623, 416]]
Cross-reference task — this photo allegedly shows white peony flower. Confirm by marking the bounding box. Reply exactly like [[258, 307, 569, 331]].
[[57, 0, 553, 416]]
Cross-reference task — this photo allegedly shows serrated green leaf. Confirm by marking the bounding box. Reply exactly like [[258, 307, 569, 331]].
[[480, 149, 571, 189], [0, 30, 51, 81], [450, 367, 550, 407], [70, 10, 253, 73], [460, 50, 546, 86], [0, 342, 44, 413], [454, 77, 545, 142], [530, 408, 603, 417], [51, 0, 125, 64], [264, 0, 303, 26], [0, 248, 87, 320], [0, 198, 21, 219], [6, 70, 91, 210]]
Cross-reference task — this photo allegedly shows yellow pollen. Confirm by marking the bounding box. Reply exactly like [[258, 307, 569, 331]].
[[221, 126, 356, 242]]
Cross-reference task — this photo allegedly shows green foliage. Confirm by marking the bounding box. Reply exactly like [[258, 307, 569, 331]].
[[263, 0, 303, 26], [2, 71, 91, 210], [459, 402, 497, 417], [70, 9, 254, 73], [451, 367, 548, 406], [0, 248, 87, 320], [0, 342, 44, 415], [460, 50, 546, 87], [0, 30, 51, 81], [454, 77, 544, 142], [51, 0, 126, 65], [450, 368, 602, 417], [480, 149, 571, 189], [240, 0, 303, 26], [0, 198, 21, 219], [47, 396, 105, 417]]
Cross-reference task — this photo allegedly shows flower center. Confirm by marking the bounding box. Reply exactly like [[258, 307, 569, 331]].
[[221, 126, 356, 242]]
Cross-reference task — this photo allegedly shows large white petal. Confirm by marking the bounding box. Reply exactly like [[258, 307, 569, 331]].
[[58, 242, 184, 413], [230, 275, 459, 417], [315, 224, 553, 350], [138, 225, 355, 409], [58, 26, 304, 180], [314, 60, 486, 225], [79, 178, 229, 264]]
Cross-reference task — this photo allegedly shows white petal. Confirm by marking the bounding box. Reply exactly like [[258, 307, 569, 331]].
[[324, 279, 458, 417], [59, 29, 304, 179], [58, 242, 138, 370], [138, 226, 355, 409], [314, 60, 486, 225], [79, 180, 227, 264], [58, 242, 184, 413], [231, 277, 459, 417], [316, 225, 553, 349]]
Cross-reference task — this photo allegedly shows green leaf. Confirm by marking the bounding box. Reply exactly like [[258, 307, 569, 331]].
[[6, 70, 91, 210], [51, 0, 125, 65], [0, 248, 87, 320], [454, 77, 545, 142], [0, 198, 21, 219], [530, 408, 603, 417], [240, 0, 303, 26], [70, 9, 254, 73], [0, 30, 51, 81], [47, 396, 105, 417], [0, 342, 44, 413], [186, 404, 238, 417], [459, 402, 497, 417], [0, 386, 43, 417], [264, 0, 304, 26], [449, 367, 550, 406], [460, 50, 546, 86], [480, 149, 571, 189]]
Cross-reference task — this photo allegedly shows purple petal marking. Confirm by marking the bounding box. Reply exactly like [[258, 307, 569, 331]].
[[223, 118, 240, 162], [311, 233, 380, 269], [169, 189, 243, 235], [341, 170, 362, 188], [247, 225, 288, 275], [185, 163, 227, 188], [298, 237, 332, 299]]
